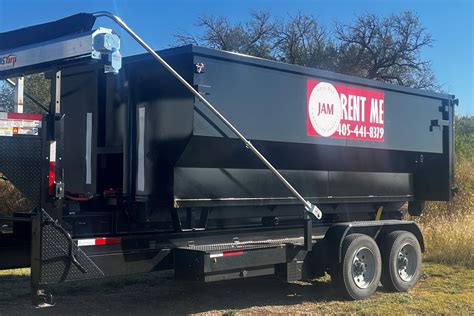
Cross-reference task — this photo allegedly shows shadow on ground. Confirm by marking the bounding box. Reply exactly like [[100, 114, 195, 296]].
[[0, 271, 338, 315]]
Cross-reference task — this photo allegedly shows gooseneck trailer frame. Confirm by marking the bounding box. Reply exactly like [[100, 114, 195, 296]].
[[0, 12, 455, 306]]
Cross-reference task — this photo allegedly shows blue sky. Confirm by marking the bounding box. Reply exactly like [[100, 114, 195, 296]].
[[0, 0, 472, 115]]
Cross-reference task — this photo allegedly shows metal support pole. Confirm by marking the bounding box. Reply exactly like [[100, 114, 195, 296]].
[[92, 11, 322, 221], [31, 118, 52, 307], [49, 70, 64, 219], [13, 77, 24, 113], [303, 213, 313, 251], [6, 78, 49, 113], [31, 71, 64, 307], [30, 205, 43, 305]]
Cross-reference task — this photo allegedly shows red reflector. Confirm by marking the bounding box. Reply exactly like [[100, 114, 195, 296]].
[[7, 112, 43, 120], [223, 250, 244, 257], [95, 237, 121, 245], [48, 161, 56, 195]]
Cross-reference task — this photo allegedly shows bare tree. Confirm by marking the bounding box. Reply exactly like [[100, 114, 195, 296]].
[[176, 11, 333, 67], [0, 73, 50, 113], [273, 13, 333, 69], [176, 11, 276, 59], [0, 81, 14, 112], [335, 12, 437, 89], [175, 10, 438, 90]]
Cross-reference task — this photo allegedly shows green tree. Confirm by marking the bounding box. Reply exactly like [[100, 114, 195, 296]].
[[455, 115, 474, 161]]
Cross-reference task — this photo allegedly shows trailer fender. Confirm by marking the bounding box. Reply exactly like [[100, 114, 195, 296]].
[[314, 220, 424, 266]]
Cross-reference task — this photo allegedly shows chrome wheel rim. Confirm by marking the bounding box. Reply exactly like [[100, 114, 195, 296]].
[[352, 247, 376, 289], [397, 243, 417, 282]]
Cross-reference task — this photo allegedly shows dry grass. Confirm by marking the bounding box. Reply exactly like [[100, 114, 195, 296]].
[[420, 212, 474, 268], [0, 176, 32, 216], [0, 267, 30, 276], [421, 159, 474, 222], [414, 159, 474, 268]]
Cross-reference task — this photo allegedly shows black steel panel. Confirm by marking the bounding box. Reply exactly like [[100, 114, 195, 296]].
[[63, 213, 113, 237], [127, 54, 194, 198], [204, 266, 275, 282], [328, 171, 412, 197], [174, 167, 412, 206], [104, 72, 127, 148], [176, 136, 420, 173], [0, 233, 30, 269], [174, 167, 328, 200], [90, 249, 172, 277], [347, 91, 443, 152], [174, 246, 288, 282], [61, 66, 99, 194], [205, 247, 287, 273]]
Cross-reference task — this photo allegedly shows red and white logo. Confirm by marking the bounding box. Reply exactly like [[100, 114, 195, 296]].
[[308, 82, 342, 137], [0, 54, 17, 68], [307, 80, 385, 142]]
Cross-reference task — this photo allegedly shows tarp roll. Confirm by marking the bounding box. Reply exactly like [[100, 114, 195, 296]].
[[0, 13, 96, 51]]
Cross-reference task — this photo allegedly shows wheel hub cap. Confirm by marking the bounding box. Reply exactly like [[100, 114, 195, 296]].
[[352, 247, 376, 289], [397, 243, 417, 282]]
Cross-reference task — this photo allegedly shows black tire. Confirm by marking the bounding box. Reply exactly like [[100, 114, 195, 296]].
[[331, 234, 382, 300], [381, 231, 422, 292]]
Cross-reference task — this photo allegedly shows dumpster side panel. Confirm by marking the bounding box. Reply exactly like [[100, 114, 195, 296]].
[[191, 51, 445, 154]]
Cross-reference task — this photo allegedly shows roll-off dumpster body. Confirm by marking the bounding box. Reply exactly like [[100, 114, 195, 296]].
[[109, 45, 454, 219]]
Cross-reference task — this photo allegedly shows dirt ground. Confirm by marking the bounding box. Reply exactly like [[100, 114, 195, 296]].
[[0, 263, 472, 315]]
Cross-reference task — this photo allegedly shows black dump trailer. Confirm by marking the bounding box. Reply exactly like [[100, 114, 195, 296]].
[[0, 13, 455, 305]]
